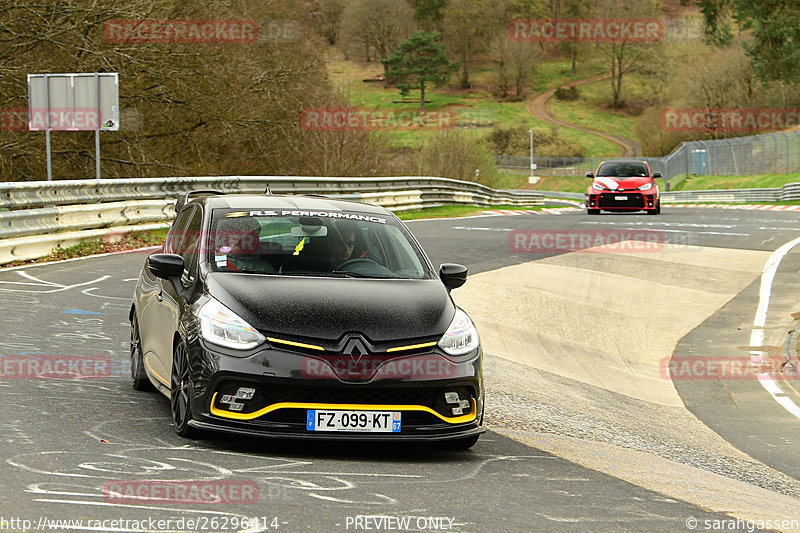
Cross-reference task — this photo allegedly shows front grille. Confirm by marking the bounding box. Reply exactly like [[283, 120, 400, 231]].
[[262, 333, 438, 357], [213, 381, 474, 421], [599, 193, 644, 208]]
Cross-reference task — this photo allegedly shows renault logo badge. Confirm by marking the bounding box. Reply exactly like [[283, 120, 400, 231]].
[[342, 337, 368, 363]]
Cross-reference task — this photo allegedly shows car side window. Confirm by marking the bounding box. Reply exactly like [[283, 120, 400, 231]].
[[165, 207, 194, 254], [177, 207, 202, 282]]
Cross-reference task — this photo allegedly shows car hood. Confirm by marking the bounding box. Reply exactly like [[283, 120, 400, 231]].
[[204, 273, 454, 342], [593, 176, 651, 190]]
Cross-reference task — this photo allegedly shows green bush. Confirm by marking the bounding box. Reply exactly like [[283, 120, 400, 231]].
[[554, 86, 580, 101], [413, 130, 500, 187], [486, 125, 584, 158]]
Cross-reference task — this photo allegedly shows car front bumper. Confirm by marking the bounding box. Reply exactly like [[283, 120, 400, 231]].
[[587, 191, 659, 211], [184, 339, 485, 442]]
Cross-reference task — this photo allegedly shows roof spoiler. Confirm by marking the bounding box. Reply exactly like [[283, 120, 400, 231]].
[[175, 189, 225, 212]]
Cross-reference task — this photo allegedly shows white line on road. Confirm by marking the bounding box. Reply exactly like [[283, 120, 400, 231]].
[[750, 235, 800, 419], [581, 221, 739, 229], [0, 272, 110, 293], [581, 225, 748, 237], [451, 226, 514, 232]]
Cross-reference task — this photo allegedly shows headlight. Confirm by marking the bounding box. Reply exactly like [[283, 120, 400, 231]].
[[638, 182, 653, 191], [198, 298, 266, 350], [592, 182, 607, 191], [438, 308, 479, 356]]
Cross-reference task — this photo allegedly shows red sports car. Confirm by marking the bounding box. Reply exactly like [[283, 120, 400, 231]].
[[585, 160, 661, 215]]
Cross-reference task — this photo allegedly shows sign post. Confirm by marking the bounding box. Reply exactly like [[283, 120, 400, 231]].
[[27, 73, 119, 181]]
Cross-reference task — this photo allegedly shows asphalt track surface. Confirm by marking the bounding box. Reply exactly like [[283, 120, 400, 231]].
[[2, 207, 800, 532]]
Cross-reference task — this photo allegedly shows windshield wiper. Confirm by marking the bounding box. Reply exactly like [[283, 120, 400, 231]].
[[331, 270, 395, 279]]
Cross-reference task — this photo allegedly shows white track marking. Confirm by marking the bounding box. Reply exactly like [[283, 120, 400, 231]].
[[750, 235, 800, 419], [0, 272, 110, 293], [81, 287, 131, 300]]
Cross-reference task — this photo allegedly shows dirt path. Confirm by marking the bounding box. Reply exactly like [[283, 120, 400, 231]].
[[527, 72, 642, 157]]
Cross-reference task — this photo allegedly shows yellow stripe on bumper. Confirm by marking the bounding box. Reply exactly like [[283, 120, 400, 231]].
[[385, 341, 437, 353], [210, 393, 477, 425], [266, 337, 325, 351]]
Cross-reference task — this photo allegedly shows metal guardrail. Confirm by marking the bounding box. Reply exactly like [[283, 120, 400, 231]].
[[0, 176, 545, 265], [527, 190, 587, 201], [496, 131, 800, 190], [524, 184, 799, 204], [0, 176, 543, 209], [661, 187, 783, 203], [0, 200, 174, 239]]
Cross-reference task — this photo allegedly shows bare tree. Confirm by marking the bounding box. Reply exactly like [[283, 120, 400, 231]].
[[594, 0, 661, 108], [442, 0, 502, 89], [492, 32, 539, 99], [312, 0, 346, 45], [0, 0, 393, 180], [340, 0, 415, 63], [414, 129, 498, 185], [558, 0, 594, 74]]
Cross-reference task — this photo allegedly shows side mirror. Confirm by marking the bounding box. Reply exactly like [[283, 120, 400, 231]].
[[652, 172, 662, 178], [439, 263, 468, 291], [586, 172, 594, 178], [148, 253, 184, 279]]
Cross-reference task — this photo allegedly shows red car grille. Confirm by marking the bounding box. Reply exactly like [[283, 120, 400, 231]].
[[599, 193, 644, 208]]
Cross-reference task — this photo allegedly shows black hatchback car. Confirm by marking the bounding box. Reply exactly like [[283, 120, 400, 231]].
[[130, 191, 484, 449]]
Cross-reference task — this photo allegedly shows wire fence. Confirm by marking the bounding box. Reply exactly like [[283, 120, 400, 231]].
[[496, 130, 800, 190]]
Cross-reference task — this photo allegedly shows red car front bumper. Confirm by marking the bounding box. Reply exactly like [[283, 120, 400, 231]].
[[586, 190, 658, 211]]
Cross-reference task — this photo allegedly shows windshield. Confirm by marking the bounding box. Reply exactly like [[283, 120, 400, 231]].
[[207, 208, 429, 279], [596, 162, 649, 177]]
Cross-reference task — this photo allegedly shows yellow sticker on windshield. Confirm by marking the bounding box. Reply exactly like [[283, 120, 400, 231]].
[[293, 237, 306, 256]]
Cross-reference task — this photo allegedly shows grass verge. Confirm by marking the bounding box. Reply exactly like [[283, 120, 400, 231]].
[[328, 58, 621, 156], [548, 78, 639, 141], [395, 204, 544, 220], [671, 173, 800, 191]]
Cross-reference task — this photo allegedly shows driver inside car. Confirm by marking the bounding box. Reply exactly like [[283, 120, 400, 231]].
[[325, 224, 356, 269]]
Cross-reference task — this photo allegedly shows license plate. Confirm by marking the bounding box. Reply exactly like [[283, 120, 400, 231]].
[[615, 195, 628, 200], [306, 410, 401, 433]]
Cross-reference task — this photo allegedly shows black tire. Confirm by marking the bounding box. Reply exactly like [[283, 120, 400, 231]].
[[438, 434, 480, 451], [130, 314, 153, 391], [587, 208, 600, 215], [648, 201, 661, 215], [171, 342, 200, 438]]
